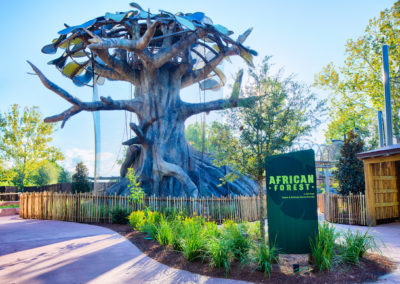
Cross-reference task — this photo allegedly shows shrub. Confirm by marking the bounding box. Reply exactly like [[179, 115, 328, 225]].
[[156, 218, 173, 247], [207, 236, 232, 275], [309, 222, 338, 271], [334, 130, 365, 195], [128, 210, 145, 230], [247, 221, 261, 241], [140, 210, 162, 239], [181, 217, 206, 261], [250, 241, 279, 278], [111, 207, 129, 224], [202, 221, 220, 240], [222, 220, 250, 262], [342, 229, 378, 265]]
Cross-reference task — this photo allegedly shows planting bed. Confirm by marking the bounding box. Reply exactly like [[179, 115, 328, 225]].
[[99, 223, 395, 283]]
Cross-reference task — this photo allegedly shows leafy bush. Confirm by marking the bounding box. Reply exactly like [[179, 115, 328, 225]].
[[309, 222, 338, 271], [128, 210, 145, 230], [222, 220, 250, 262], [140, 210, 162, 239], [111, 207, 129, 224], [202, 221, 220, 240], [207, 236, 232, 275], [342, 229, 378, 265], [250, 241, 279, 278], [156, 218, 173, 247], [247, 221, 261, 241], [181, 217, 206, 261]]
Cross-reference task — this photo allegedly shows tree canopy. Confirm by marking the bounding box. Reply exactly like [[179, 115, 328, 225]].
[[29, 2, 257, 128], [315, 1, 400, 145], [0, 105, 63, 189], [214, 56, 324, 240]]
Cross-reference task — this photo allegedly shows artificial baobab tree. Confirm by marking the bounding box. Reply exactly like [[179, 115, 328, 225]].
[[29, 2, 259, 197]]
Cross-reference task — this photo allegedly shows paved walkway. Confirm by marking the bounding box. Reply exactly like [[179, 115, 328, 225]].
[[0, 215, 399, 283], [0, 215, 247, 284]]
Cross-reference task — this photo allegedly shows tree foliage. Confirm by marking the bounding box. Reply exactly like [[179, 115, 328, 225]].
[[72, 162, 91, 193], [334, 131, 365, 195], [0, 105, 63, 189], [214, 56, 324, 241], [127, 168, 144, 204], [185, 121, 231, 154], [315, 1, 400, 145]]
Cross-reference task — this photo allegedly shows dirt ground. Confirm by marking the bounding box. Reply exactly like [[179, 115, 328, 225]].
[[97, 223, 396, 284]]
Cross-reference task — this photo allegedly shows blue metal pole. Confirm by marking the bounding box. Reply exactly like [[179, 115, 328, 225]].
[[378, 110, 385, 147], [382, 45, 393, 146]]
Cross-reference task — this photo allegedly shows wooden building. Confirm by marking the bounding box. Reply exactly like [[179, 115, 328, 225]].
[[357, 144, 400, 225]]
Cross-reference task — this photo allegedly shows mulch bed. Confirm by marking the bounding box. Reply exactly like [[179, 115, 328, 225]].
[[97, 223, 396, 283]]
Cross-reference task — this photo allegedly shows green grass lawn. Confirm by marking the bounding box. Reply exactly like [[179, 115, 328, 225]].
[[0, 205, 19, 208]]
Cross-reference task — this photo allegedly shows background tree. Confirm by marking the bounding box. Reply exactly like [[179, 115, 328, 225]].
[[334, 130, 365, 195], [185, 121, 231, 154], [315, 1, 400, 145], [0, 104, 63, 190], [214, 57, 324, 242], [31, 161, 59, 186], [29, 2, 260, 197], [72, 162, 91, 193], [58, 166, 72, 183]]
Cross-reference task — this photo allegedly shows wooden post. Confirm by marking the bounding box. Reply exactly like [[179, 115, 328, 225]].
[[364, 163, 377, 226]]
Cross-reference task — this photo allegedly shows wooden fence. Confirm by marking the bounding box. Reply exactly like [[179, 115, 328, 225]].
[[19, 192, 267, 223], [323, 193, 368, 226], [0, 192, 20, 201]]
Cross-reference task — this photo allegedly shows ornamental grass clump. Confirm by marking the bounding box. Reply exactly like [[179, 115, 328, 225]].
[[128, 210, 145, 230], [156, 218, 173, 247], [181, 217, 206, 262], [309, 222, 338, 272], [207, 236, 232, 275], [342, 229, 378, 265], [249, 241, 279, 278], [222, 220, 251, 262]]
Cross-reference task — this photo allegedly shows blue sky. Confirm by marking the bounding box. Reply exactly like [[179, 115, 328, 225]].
[[0, 0, 396, 176]]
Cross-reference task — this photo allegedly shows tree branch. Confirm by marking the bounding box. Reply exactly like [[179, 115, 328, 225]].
[[152, 30, 204, 69], [92, 49, 139, 84], [88, 21, 159, 51], [155, 155, 199, 197], [180, 96, 259, 120], [181, 48, 237, 88], [28, 61, 143, 127]]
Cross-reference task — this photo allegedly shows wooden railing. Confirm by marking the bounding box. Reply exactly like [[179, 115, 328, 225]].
[[323, 193, 368, 226], [19, 192, 267, 223]]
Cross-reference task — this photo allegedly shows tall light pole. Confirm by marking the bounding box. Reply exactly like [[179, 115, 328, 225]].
[[382, 44, 393, 146]]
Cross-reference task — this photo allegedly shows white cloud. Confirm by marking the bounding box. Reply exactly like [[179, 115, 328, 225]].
[[60, 148, 119, 177]]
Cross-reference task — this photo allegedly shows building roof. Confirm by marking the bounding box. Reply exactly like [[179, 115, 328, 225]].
[[357, 144, 400, 159]]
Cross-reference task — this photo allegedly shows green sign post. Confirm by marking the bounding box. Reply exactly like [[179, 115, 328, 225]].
[[266, 149, 318, 254]]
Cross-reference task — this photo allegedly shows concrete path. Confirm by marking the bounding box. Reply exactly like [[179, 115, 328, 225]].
[[0, 215, 247, 284]]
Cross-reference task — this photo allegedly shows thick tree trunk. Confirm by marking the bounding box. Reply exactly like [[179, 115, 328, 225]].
[[107, 65, 258, 197]]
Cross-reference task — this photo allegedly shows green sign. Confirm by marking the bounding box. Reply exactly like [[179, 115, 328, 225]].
[[266, 149, 318, 254]]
